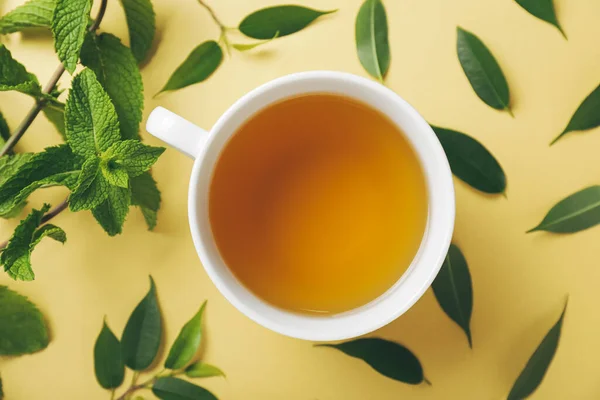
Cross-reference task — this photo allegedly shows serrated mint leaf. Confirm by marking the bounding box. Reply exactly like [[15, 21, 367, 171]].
[[81, 32, 144, 140], [68, 156, 108, 211], [65, 69, 121, 158], [0, 0, 55, 34], [0, 286, 49, 354], [119, 0, 155, 63], [103, 140, 164, 178], [51, 0, 91, 73], [131, 171, 160, 230], [42, 102, 66, 139], [1, 204, 66, 281], [0, 153, 34, 187], [0, 145, 83, 216], [92, 185, 130, 236], [0, 44, 41, 96], [101, 160, 129, 188]]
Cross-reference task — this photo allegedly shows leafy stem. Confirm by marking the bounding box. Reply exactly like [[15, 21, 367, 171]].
[[197, 0, 231, 54], [0, 0, 108, 158], [114, 370, 183, 400]]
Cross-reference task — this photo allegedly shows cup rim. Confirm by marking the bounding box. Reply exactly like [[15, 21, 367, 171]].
[[187, 71, 455, 341]]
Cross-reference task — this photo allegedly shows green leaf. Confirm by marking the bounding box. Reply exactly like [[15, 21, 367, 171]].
[[94, 320, 125, 389], [92, 185, 131, 236], [51, 0, 91, 73], [0, 145, 83, 216], [0, 111, 9, 147], [158, 41, 223, 95], [317, 338, 425, 385], [232, 32, 279, 52], [165, 301, 206, 370], [431, 244, 473, 348], [103, 140, 165, 178], [101, 161, 129, 188], [355, 0, 389, 81], [121, 276, 162, 370], [80, 32, 144, 140], [0, 44, 41, 96], [0, 0, 55, 34], [0, 153, 34, 187], [68, 156, 109, 212], [185, 362, 225, 379], [239, 5, 336, 40], [130, 171, 160, 230], [65, 69, 121, 158], [42, 103, 66, 139], [0, 204, 66, 281], [550, 84, 600, 145], [527, 186, 600, 233], [508, 301, 568, 400], [152, 377, 218, 400], [515, 0, 565, 39], [431, 125, 506, 194], [456, 27, 512, 115], [0, 286, 49, 354], [119, 0, 156, 63]]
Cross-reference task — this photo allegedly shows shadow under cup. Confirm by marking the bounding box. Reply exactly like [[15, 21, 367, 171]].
[[187, 72, 454, 341]]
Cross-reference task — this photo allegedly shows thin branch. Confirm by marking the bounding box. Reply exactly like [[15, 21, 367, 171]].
[[197, 0, 226, 30], [0, 0, 108, 157]]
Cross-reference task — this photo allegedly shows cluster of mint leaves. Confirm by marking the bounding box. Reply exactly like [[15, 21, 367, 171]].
[[95, 277, 224, 399], [0, 0, 161, 282]]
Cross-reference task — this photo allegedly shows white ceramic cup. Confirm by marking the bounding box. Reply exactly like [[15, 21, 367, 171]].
[[146, 71, 455, 341]]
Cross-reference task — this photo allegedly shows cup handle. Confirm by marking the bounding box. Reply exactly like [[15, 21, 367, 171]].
[[146, 107, 208, 159]]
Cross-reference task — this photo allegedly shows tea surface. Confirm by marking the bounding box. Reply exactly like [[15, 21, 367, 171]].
[[209, 94, 427, 314]]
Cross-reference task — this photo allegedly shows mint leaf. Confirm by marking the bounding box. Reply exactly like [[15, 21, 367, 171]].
[[101, 160, 129, 188], [103, 140, 164, 177], [1, 204, 66, 281], [0, 286, 49, 354], [0, 153, 34, 187], [0, 0, 55, 34], [68, 156, 108, 211], [0, 145, 83, 216], [92, 185, 130, 236], [131, 171, 160, 230], [0, 44, 41, 96], [81, 32, 144, 140], [119, 0, 155, 63], [0, 110, 9, 147], [51, 0, 91, 73], [65, 69, 120, 158], [42, 102, 66, 138]]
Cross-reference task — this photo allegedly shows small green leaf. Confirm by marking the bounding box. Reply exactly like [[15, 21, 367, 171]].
[[65, 69, 121, 158], [0, 153, 33, 188], [94, 321, 125, 389], [1, 204, 66, 281], [42, 103, 66, 139], [152, 377, 217, 400], [528, 186, 600, 233], [355, 0, 389, 81], [119, 0, 156, 63], [431, 244, 473, 348], [508, 301, 568, 400], [0, 44, 41, 96], [101, 162, 129, 188], [232, 32, 279, 52], [121, 276, 162, 370], [130, 172, 160, 230], [515, 0, 566, 39], [317, 338, 425, 385], [158, 41, 223, 94], [103, 140, 165, 177], [0, 0, 55, 34], [92, 185, 131, 236], [431, 125, 506, 194], [0, 286, 49, 355], [51, 0, 92, 73], [0, 111, 9, 147], [80, 32, 144, 140], [185, 362, 225, 379], [550, 84, 600, 145], [68, 156, 109, 212], [165, 301, 206, 370], [239, 5, 336, 40], [457, 27, 512, 115]]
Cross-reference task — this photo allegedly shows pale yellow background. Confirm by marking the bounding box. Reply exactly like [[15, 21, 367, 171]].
[[1, 0, 599, 398]]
